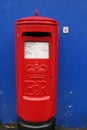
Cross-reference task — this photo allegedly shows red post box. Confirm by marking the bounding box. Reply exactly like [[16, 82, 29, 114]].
[[15, 10, 58, 130]]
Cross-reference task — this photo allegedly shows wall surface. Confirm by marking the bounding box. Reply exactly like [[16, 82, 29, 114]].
[[0, 0, 87, 128]]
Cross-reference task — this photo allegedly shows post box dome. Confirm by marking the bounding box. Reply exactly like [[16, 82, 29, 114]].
[[16, 10, 58, 25]]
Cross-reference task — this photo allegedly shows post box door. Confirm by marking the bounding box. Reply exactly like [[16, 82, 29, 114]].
[[19, 32, 56, 122]]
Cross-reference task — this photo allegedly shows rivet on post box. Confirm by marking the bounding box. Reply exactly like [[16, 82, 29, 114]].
[[15, 10, 58, 130]]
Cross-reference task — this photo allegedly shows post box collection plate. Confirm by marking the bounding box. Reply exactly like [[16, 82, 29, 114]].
[[24, 41, 49, 59]]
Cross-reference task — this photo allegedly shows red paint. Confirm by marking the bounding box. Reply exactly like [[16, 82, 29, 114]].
[[15, 13, 58, 123]]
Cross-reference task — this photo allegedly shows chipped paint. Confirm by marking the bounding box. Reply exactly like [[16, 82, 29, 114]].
[[69, 91, 73, 94], [68, 105, 72, 108], [0, 91, 3, 95]]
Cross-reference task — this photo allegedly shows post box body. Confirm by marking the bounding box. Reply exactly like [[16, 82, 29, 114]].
[[15, 16, 58, 123]]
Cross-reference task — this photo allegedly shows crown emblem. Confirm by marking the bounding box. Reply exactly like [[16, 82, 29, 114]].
[[26, 64, 47, 79]]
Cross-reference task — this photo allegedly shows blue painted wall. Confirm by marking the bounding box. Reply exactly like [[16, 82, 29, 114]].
[[0, 0, 87, 128]]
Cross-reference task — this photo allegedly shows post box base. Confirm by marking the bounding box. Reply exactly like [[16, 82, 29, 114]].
[[17, 117, 55, 130]]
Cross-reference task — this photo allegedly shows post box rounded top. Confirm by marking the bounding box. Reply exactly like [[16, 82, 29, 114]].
[[16, 9, 58, 26], [16, 10, 58, 26], [16, 16, 58, 25]]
